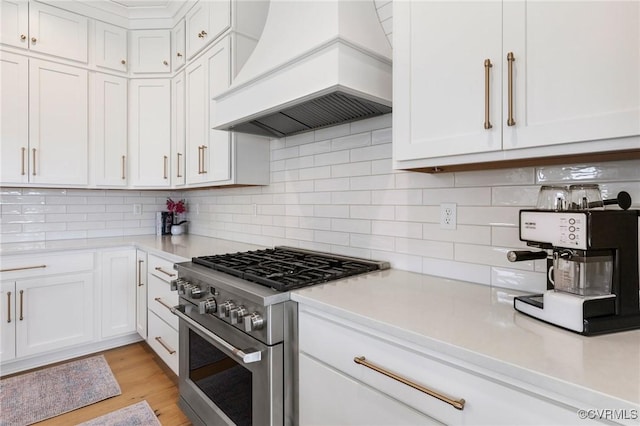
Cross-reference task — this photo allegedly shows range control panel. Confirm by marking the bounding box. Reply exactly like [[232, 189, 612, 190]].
[[520, 211, 588, 250]]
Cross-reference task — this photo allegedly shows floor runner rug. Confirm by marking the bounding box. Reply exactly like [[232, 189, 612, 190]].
[[0, 355, 121, 426], [77, 400, 161, 426]]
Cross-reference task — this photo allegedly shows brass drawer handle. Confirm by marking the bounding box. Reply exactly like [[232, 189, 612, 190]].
[[507, 52, 516, 126], [138, 260, 144, 286], [354, 356, 465, 411], [19, 290, 24, 321], [21, 147, 26, 175], [483, 59, 493, 130], [1, 264, 47, 273], [154, 266, 176, 278], [163, 155, 168, 179], [155, 336, 176, 354], [154, 297, 172, 311], [7, 291, 11, 323], [121, 155, 126, 180], [200, 145, 207, 174], [177, 153, 182, 178], [32, 148, 37, 175]]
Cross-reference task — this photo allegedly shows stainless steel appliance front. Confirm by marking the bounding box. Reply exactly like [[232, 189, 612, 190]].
[[174, 303, 284, 425]]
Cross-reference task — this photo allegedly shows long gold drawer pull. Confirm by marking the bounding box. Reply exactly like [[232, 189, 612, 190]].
[[19, 290, 24, 321], [121, 155, 126, 180], [483, 59, 493, 130], [354, 356, 465, 411], [507, 52, 516, 126], [163, 155, 168, 179], [32, 148, 37, 175], [0, 265, 47, 273], [201, 145, 207, 174], [155, 336, 176, 354], [138, 260, 144, 286], [177, 153, 182, 178], [154, 297, 172, 311], [7, 291, 11, 323], [197, 146, 203, 174], [154, 266, 176, 278], [21, 147, 26, 175]]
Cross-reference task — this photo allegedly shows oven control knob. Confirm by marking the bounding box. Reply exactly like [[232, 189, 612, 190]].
[[219, 300, 235, 318], [178, 281, 192, 295], [230, 306, 247, 324], [199, 298, 217, 315], [170, 278, 184, 291], [244, 312, 264, 332], [189, 285, 204, 299]]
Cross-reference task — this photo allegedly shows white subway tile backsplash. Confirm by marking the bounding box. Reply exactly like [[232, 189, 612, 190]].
[[394, 171, 454, 189], [331, 218, 371, 234], [423, 258, 491, 285], [314, 230, 350, 246], [491, 268, 547, 293], [314, 123, 351, 141], [314, 205, 349, 218], [350, 174, 394, 190], [332, 191, 371, 205], [331, 161, 371, 178], [395, 237, 453, 259], [371, 128, 392, 145], [299, 140, 332, 156], [423, 224, 491, 245], [331, 133, 371, 150], [350, 205, 394, 220], [395, 205, 439, 223], [314, 150, 350, 167], [422, 187, 491, 206], [458, 207, 520, 227], [314, 177, 351, 192], [372, 189, 422, 205], [372, 220, 422, 238], [455, 168, 535, 187], [537, 160, 640, 183], [350, 143, 392, 162], [455, 244, 531, 271], [492, 186, 539, 206], [351, 234, 395, 251]]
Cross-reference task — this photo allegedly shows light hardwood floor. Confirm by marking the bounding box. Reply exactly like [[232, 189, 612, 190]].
[[21, 342, 192, 425]]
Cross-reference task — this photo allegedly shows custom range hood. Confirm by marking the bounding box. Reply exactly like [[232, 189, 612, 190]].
[[212, 0, 392, 138]]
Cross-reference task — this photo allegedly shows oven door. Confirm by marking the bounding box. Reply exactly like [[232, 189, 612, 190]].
[[173, 303, 283, 426]]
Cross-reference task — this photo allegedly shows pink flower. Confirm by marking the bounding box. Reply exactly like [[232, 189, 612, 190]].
[[166, 198, 186, 214]]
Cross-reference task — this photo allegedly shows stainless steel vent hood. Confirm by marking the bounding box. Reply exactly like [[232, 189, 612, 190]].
[[212, 0, 392, 138]]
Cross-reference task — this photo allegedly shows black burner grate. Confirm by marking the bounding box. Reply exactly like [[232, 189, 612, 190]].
[[192, 247, 380, 292]]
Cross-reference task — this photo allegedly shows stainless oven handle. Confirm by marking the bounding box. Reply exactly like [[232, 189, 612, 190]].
[[171, 305, 262, 364]]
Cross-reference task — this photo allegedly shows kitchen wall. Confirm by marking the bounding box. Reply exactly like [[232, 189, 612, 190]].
[[184, 114, 640, 293], [0, 189, 176, 243]]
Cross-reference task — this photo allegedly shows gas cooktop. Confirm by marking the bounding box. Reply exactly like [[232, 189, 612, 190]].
[[192, 246, 390, 292]]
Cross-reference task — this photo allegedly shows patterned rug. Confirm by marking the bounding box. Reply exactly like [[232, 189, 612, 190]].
[[78, 400, 161, 426], [0, 355, 121, 426]]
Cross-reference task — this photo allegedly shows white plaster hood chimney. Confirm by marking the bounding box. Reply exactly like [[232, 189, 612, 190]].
[[212, 0, 392, 138]]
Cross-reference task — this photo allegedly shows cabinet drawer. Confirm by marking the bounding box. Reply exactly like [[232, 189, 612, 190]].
[[148, 254, 177, 282], [148, 274, 178, 330], [299, 309, 583, 425], [0, 252, 94, 280], [148, 311, 178, 375]]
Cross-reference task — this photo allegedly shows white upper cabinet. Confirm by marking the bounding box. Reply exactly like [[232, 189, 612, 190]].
[[28, 2, 88, 63], [0, 0, 28, 49], [185, 0, 231, 59], [94, 21, 128, 73], [129, 79, 171, 187], [172, 19, 186, 72], [393, 0, 640, 171], [130, 30, 171, 74], [92, 73, 128, 187]]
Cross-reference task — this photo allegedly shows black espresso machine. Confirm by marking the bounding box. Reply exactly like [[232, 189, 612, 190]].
[[508, 208, 640, 335]]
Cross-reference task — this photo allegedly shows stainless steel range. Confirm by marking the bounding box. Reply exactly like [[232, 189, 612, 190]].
[[170, 246, 389, 426]]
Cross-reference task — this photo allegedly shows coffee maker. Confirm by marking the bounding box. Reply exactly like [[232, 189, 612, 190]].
[[508, 208, 640, 335]]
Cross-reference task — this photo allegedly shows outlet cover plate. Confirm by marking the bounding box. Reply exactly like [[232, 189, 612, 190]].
[[440, 203, 457, 230]]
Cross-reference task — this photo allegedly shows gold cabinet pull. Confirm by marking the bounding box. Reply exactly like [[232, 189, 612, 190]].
[[154, 266, 176, 278], [163, 155, 168, 179], [354, 356, 465, 411], [137, 260, 144, 286], [163, 60, 168, 66], [154, 297, 172, 311], [507, 52, 516, 126], [177, 52, 183, 58], [32, 148, 36, 175], [7, 291, 11, 323], [201, 145, 207, 174], [197, 146, 202, 174], [121, 59, 126, 65], [155, 336, 176, 354], [19, 290, 24, 321], [121, 155, 126, 180], [483, 59, 493, 130], [21, 147, 26, 175], [176, 153, 182, 178], [20, 34, 26, 41], [0, 264, 47, 273], [31, 37, 37, 44]]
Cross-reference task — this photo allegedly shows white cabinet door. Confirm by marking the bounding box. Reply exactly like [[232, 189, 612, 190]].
[[393, 1, 502, 161], [101, 249, 136, 339], [185, 0, 231, 59], [129, 79, 171, 187], [172, 19, 186, 72], [29, 59, 88, 186], [28, 2, 88, 63], [208, 38, 232, 183], [0, 282, 16, 362], [172, 71, 186, 187], [0, 0, 28, 49], [92, 73, 128, 187], [136, 250, 148, 339], [94, 21, 128, 73], [300, 353, 439, 426], [0, 52, 29, 185], [503, 1, 640, 150], [15, 272, 94, 357], [130, 30, 171, 73], [185, 53, 208, 185]]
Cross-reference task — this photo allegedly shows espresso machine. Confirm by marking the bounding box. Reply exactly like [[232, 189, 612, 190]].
[[508, 206, 640, 335]]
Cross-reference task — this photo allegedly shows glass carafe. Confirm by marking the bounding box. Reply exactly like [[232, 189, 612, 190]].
[[552, 250, 613, 296]]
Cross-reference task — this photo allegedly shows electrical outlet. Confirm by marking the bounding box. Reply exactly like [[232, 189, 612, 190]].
[[133, 204, 142, 215], [440, 203, 457, 230]]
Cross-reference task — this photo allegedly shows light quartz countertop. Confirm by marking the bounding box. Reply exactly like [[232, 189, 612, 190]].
[[291, 269, 640, 410], [2, 236, 639, 410]]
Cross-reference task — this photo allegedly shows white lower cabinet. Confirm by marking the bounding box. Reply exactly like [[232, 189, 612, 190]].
[[101, 249, 136, 338], [0, 281, 17, 362], [146, 254, 181, 375], [136, 249, 148, 339], [298, 307, 597, 426]]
